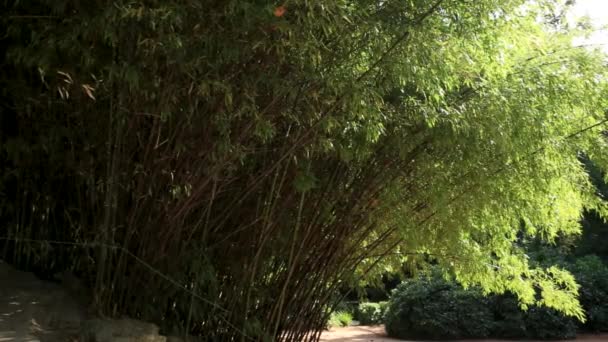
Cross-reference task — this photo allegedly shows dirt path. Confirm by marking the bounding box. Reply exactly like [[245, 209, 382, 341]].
[[0, 260, 84, 341], [320, 325, 400, 341], [320, 325, 608, 342]]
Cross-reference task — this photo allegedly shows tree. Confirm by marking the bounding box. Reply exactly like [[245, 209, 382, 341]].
[[1, 0, 607, 340]]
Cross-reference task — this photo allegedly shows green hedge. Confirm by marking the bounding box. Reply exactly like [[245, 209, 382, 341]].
[[384, 267, 586, 340]]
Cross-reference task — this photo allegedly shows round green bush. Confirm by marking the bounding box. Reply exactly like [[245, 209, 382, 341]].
[[384, 271, 494, 340]]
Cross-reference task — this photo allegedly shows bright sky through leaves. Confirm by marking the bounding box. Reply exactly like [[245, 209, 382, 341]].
[[570, 0, 608, 53]]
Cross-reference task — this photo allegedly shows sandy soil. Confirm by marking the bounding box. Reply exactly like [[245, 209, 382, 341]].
[[320, 325, 400, 341], [320, 325, 608, 342], [0, 260, 84, 341]]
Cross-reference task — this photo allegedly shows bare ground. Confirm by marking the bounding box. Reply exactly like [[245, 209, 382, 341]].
[[320, 325, 400, 341], [2, 259, 607, 342], [320, 325, 608, 342], [0, 260, 84, 341]]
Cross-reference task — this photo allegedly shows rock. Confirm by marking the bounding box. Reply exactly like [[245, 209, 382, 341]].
[[1, 260, 169, 342], [80, 318, 167, 342]]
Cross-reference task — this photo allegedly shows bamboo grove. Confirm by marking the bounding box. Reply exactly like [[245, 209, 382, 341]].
[[1, 0, 608, 340]]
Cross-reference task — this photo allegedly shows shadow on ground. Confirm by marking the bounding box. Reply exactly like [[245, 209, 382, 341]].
[[0, 260, 83, 341]]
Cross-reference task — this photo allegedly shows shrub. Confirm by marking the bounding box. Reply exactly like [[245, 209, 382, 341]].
[[379, 301, 389, 320], [524, 306, 577, 339], [568, 255, 608, 332], [384, 271, 494, 340], [385, 268, 579, 340], [327, 311, 353, 328], [490, 294, 527, 338], [357, 301, 388, 325], [491, 293, 577, 339]]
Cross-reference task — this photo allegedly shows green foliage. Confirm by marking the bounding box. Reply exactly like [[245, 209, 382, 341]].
[[525, 306, 577, 339], [385, 270, 495, 339], [578, 211, 608, 260], [327, 311, 353, 328], [492, 294, 576, 339], [384, 265, 608, 340], [333, 301, 357, 317], [490, 294, 527, 338], [356, 302, 388, 325], [568, 256, 608, 332], [522, 240, 608, 333], [2, 0, 608, 340]]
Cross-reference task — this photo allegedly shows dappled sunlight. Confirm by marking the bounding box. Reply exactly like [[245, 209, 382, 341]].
[[569, 0, 608, 54]]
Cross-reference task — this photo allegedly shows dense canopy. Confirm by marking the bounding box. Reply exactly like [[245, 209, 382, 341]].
[[1, 0, 607, 340]]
